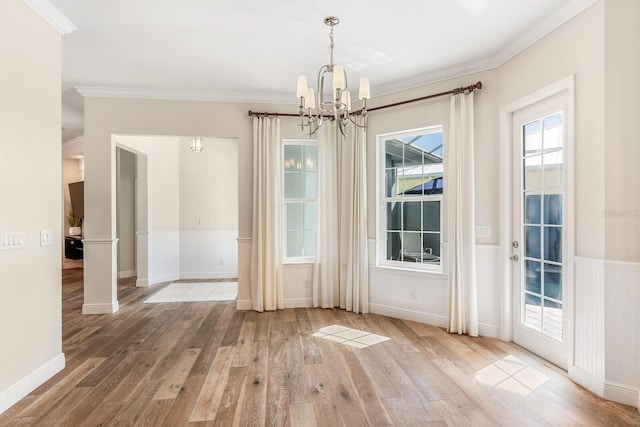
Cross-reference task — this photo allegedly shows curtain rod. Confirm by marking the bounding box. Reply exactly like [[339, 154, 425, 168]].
[[247, 81, 482, 118]]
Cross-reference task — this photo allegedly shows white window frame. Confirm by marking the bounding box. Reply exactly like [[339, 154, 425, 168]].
[[377, 126, 444, 272], [282, 139, 317, 263]]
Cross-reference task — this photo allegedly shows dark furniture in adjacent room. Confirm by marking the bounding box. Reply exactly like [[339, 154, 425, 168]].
[[64, 235, 83, 260]]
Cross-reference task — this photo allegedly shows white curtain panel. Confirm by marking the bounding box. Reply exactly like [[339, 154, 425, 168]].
[[251, 116, 284, 312], [313, 118, 369, 314], [339, 116, 369, 313], [313, 121, 341, 308], [447, 92, 478, 336]]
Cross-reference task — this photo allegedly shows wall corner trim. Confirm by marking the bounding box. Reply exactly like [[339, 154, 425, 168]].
[[0, 353, 65, 415], [22, 0, 77, 34]]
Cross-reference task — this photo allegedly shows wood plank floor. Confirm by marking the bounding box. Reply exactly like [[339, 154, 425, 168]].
[[1, 268, 638, 426]]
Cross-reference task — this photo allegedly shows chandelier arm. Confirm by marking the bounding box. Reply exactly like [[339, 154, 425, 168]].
[[347, 115, 368, 128], [317, 65, 330, 115]]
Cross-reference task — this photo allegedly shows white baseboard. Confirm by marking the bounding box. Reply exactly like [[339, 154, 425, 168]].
[[148, 273, 180, 286], [82, 301, 119, 314], [370, 303, 448, 328], [478, 323, 499, 338], [604, 381, 640, 409], [369, 303, 499, 338], [118, 270, 136, 279], [569, 365, 605, 397], [236, 298, 311, 311], [284, 298, 312, 309], [180, 272, 238, 280], [0, 353, 65, 415], [136, 278, 150, 287], [236, 299, 252, 311]]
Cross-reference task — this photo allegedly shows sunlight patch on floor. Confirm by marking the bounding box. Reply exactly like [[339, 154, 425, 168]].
[[313, 324, 390, 349], [475, 354, 549, 395]]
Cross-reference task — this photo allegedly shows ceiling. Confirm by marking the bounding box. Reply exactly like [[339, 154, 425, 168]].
[[47, 0, 596, 142]]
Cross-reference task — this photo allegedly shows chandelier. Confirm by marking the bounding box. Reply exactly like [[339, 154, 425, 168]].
[[296, 16, 371, 137]]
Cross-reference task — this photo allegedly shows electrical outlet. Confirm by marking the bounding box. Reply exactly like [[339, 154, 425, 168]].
[[303, 279, 310, 289], [410, 289, 417, 299], [475, 226, 491, 238]]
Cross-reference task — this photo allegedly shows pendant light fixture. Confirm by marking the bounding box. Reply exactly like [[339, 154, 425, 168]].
[[296, 16, 371, 137]]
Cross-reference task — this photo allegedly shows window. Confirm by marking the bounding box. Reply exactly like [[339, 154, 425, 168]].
[[283, 140, 317, 261], [379, 126, 443, 269]]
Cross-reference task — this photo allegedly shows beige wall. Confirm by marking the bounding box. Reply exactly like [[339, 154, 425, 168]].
[[179, 137, 239, 231], [0, 0, 63, 409], [498, 0, 606, 260], [604, 0, 640, 262], [116, 147, 136, 275]]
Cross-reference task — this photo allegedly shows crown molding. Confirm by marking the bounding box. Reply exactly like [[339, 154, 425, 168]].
[[73, 0, 597, 105], [22, 0, 77, 34], [74, 86, 292, 105], [62, 135, 84, 158], [372, 0, 598, 98], [490, 0, 598, 70]]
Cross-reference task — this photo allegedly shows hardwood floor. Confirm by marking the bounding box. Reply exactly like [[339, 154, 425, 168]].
[[1, 268, 638, 426]]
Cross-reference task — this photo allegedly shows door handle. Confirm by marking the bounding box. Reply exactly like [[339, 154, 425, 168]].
[[510, 254, 519, 261]]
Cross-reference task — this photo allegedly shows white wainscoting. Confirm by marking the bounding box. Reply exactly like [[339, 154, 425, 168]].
[[179, 229, 238, 279], [368, 240, 501, 338], [572, 257, 640, 408], [603, 260, 640, 407], [476, 245, 501, 337], [147, 230, 180, 285], [282, 262, 314, 308], [571, 257, 605, 395]]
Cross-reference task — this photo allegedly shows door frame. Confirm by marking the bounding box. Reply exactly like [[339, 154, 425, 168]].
[[499, 76, 575, 367]]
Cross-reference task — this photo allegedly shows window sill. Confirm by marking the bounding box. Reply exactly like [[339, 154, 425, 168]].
[[373, 263, 447, 279], [283, 260, 315, 267]]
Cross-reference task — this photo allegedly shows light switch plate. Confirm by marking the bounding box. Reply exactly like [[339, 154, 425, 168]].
[[41, 230, 52, 246], [1, 232, 26, 250]]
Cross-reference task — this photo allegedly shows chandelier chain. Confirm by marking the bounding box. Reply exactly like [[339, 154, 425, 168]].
[[329, 24, 334, 68]]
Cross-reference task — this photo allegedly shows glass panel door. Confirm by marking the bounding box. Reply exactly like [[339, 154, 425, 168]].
[[521, 113, 564, 341], [511, 92, 569, 370]]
